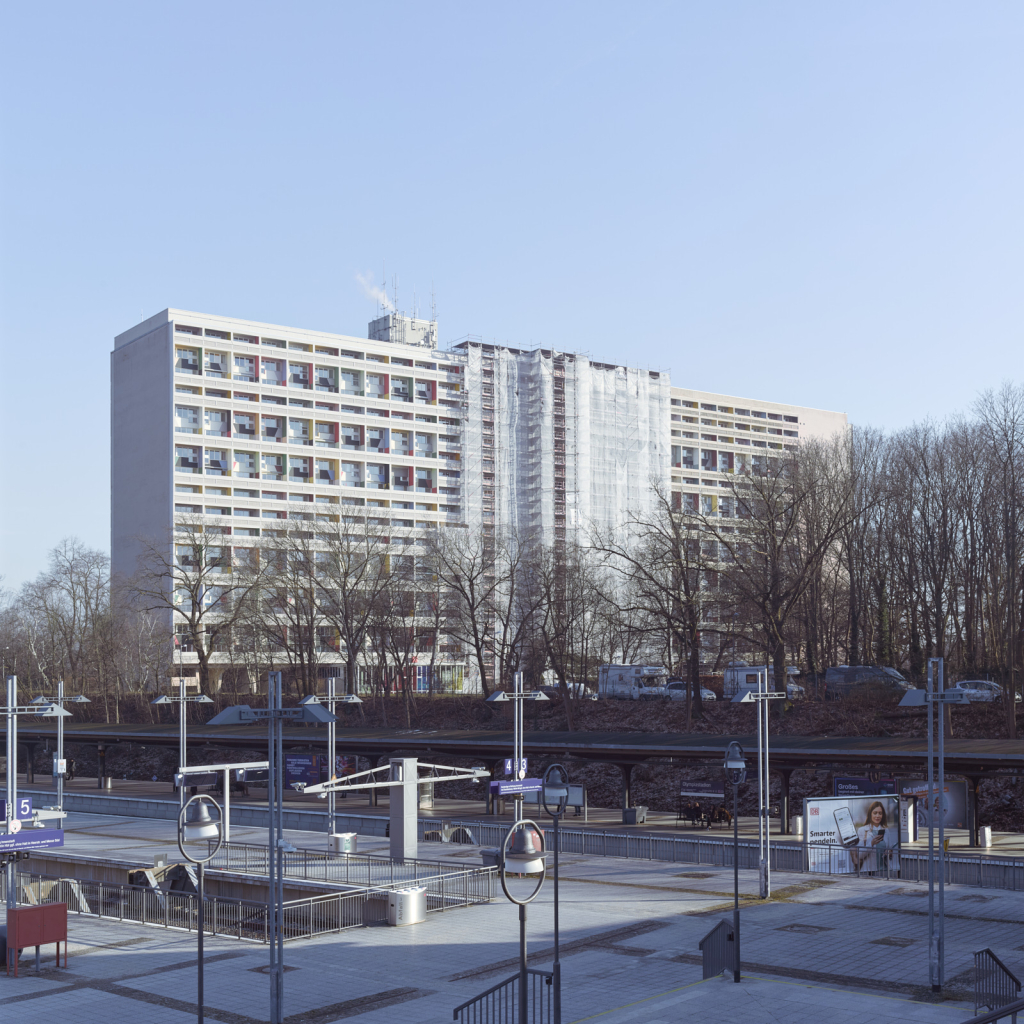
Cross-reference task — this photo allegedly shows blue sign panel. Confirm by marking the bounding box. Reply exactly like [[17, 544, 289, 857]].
[[491, 778, 543, 796], [285, 754, 321, 788], [0, 797, 32, 820], [833, 776, 896, 797], [0, 828, 64, 852], [503, 758, 527, 777]]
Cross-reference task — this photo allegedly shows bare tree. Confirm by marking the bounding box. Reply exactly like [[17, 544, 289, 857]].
[[131, 518, 265, 696]]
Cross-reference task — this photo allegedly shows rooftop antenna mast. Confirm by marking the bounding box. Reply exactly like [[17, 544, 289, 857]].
[[380, 260, 386, 319]]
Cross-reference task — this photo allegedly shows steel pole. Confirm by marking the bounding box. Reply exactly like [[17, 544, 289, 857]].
[[733, 779, 740, 983], [519, 902, 528, 1024], [328, 677, 336, 837], [927, 660, 936, 991], [937, 657, 945, 992], [198, 860, 205, 1024], [553, 810, 561, 1024], [57, 678, 64, 811], [180, 674, 187, 811], [763, 678, 771, 898], [275, 673, 285, 1023], [268, 671, 280, 1023], [6, 674, 16, 923]]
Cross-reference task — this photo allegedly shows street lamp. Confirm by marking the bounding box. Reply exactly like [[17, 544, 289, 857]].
[[152, 681, 214, 808], [30, 683, 89, 815], [724, 741, 747, 984], [732, 669, 785, 897], [542, 763, 569, 1024], [499, 818, 547, 1024], [485, 672, 549, 821], [299, 679, 362, 838], [177, 793, 224, 1024]]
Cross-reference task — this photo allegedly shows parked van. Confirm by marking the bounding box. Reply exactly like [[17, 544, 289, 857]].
[[723, 662, 804, 700], [597, 665, 669, 700], [824, 665, 914, 700]]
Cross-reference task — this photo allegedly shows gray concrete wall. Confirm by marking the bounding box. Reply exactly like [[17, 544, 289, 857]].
[[110, 320, 173, 589]]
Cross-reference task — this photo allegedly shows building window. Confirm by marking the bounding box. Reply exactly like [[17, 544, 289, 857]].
[[233, 451, 257, 478], [205, 449, 228, 475], [204, 351, 228, 378], [288, 418, 311, 445], [233, 355, 256, 382], [205, 409, 230, 436], [233, 412, 256, 437], [289, 456, 311, 483], [175, 406, 200, 434], [289, 362, 310, 388], [261, 358, 286, 386], [175, 446, 200, 473], [175, 347, 200, 375], [315, 365, 337, 392]]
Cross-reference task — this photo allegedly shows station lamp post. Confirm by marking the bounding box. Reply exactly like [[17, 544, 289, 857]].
[[898, 657, 969, 994], [30, 682, 90, 814], [177, 794, 224, 1024], [152, 681, 214, 807], [299, 678, 362, 837], [724, 742, 747, 984], [732, 668, 785, 897], [542, 763, 569, 1024]]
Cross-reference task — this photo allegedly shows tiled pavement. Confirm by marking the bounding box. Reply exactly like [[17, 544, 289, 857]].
[[3, 811, 1012, 1022]]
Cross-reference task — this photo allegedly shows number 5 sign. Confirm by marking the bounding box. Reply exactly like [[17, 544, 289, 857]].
[[2, 797, 33, 820]]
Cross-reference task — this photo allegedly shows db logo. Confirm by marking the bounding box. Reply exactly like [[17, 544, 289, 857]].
[[809, 807, 819, 815]]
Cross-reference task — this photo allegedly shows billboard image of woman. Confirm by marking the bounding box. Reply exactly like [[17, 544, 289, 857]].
[[852, 800, 899, 874]]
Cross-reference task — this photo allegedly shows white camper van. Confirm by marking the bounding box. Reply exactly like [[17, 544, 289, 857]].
[[597, 665, 669, 700], [722, 662, 804, 700]]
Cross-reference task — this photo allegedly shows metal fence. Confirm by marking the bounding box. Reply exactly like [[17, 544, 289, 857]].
[[700, 918, 736, 979], [4, 872, 270, 942], [4, 865, 496, 944], [435, 819, 1024, 891], [207, 840, 484, 888], [976, 948, 1022, 1017], [453, 968, 554, 1023]]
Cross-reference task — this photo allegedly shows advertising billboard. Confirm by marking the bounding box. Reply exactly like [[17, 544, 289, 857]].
[[804, 795, 901, 874], [896, 779, 968, 830], [321, 755, 358, 782], [285, 754, 321, 788]]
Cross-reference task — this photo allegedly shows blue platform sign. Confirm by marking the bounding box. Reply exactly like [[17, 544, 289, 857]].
[[491, 778, 543, 796], [0, 828, 64, 853], [0, 797, 32, 820], [503, 758, 527, 777]]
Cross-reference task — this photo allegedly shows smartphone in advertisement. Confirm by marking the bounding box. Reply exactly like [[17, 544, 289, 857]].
[[833, 807, 859, 847]]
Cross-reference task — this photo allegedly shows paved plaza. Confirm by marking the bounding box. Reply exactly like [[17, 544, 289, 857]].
[[2, 810, 1013, 1022]]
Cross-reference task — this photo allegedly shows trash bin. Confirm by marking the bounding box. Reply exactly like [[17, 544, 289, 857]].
[[980, 825, 993, 848], [329, 832, 357, 854], [791, 816, 804, 837], [387, 887, 427, 926], [623, 806, 648, 825]]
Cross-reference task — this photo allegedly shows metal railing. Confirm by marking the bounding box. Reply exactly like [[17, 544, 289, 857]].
[[700, 918, 736, 979], [206, 840, 489, 889], [431, 819, 1024, 891], [453, 969, 554, 1023], [4, 865, 495, 944], [4, 872, 269, 942], [960, 998, 1024, 1024], [976, 948, 1022, 1019]]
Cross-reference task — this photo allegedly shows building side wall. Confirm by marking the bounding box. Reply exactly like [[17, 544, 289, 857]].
[[110, 324, 172, 588]]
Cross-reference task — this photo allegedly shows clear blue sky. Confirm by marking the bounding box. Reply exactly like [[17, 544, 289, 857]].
[[2, 3, 1023, 588]]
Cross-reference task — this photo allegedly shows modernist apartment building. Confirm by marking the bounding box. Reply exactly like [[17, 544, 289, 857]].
[[110, 308, 847, 691]]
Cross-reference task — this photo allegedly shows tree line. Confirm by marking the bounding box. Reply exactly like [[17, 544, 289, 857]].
[[3, 383, 1023, 735]]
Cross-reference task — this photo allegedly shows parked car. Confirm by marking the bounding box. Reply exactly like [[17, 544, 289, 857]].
[[952, 680, 1021, 703], [824, 665, 914, 699], [665, 680, 717, 701]]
